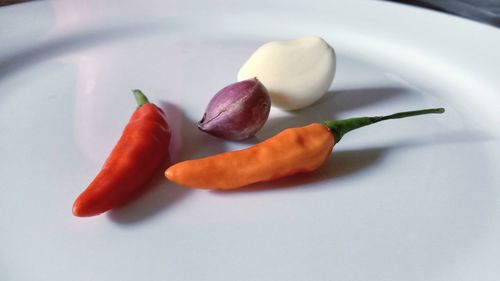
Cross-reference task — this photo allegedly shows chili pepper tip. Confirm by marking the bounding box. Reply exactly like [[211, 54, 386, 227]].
[[133, 89, 150, 108]]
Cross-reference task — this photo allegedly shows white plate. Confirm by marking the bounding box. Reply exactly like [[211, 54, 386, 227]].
[[1, 1, 500, 280]]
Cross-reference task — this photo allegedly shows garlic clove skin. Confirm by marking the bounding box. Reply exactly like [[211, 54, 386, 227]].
[[198, 78, 271, 141], [237, 36, 336, 110]]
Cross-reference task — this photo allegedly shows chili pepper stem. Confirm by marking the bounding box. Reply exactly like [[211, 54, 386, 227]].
[[324, 108, 445, 143], [133, 89, 150, 108]]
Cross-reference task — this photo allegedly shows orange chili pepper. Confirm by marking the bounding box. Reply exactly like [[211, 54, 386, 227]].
[[73, 90, 171, 217], [165, 108, 444, 190]]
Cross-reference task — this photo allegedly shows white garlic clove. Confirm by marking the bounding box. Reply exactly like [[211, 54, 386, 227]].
[[237, 36, 336, 110]]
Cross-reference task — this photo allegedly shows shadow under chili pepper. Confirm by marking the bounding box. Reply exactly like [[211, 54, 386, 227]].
[[108, 172, 191, 225], [322, 87, 408, 115], [157, 101, 228, 160], [212, 146, 388, 193], [215, 127, 498, 194], [258, 87, 407, 139]]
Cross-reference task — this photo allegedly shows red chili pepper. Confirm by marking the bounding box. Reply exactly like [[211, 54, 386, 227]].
[[72, 90, 171, 217]]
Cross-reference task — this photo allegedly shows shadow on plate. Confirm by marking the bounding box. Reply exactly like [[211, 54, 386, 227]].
[[210, 127, 498, 194], [258, 87, 407, 139], [212, 146, 389, 194], [108, 171, 191, 225], [158, 100, 229, 160]]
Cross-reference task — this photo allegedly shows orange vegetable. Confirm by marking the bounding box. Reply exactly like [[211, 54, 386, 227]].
[[165, 108, 444, 190], [167, 123, 333, 189]]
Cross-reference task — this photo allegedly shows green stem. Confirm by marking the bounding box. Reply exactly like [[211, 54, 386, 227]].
[[133, 89, 150, 108], [324, 108, 445, 143]]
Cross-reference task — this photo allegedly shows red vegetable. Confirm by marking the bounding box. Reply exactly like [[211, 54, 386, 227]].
[[72, 90, 171, 217]]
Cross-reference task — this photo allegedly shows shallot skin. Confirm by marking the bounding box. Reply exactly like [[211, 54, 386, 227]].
[[198, 78, 271, 141]]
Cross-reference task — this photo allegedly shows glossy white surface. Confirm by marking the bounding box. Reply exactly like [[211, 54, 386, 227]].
[[1, 1, 500, 281]]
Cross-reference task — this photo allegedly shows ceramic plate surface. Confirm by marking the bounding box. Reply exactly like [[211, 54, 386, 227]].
[[1, 1, 500, 280]]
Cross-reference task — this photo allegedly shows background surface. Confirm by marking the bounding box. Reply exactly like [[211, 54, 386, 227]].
[[389, 0, 500, 27], [2, 0, 500, 27]]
